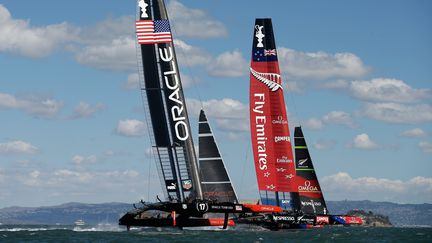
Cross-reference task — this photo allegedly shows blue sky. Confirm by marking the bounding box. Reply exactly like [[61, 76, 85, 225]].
[[0, 0, 431, 208]]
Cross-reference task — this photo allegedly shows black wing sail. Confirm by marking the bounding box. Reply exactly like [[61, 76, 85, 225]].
[[199, 110, 238, 203], [294, 126, 328, 215], [135, 0, 202, 202]]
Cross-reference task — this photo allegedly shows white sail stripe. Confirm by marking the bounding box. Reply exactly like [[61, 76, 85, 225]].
[[199, 157, 222, 161], [201, 181, 231, 184], [198, 133, 213, 137], [198, 121, 208, 124]]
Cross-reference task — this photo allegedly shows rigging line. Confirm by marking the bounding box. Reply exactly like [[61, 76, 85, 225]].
[[238, 136, 250, 200], [284, 79, 302, 128]]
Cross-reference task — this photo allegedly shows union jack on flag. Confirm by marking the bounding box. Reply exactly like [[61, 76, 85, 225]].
[[136, 19, 172, 44], [264, 49, 276, 56]]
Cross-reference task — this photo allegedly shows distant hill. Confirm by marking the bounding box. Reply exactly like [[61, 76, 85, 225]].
[[327, 200, 432, 227], [0, 200, 431, 226], [0, 202, 131, 225]]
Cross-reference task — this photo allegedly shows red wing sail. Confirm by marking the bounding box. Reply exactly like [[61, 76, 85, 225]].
[[249, 19, 297, 210]]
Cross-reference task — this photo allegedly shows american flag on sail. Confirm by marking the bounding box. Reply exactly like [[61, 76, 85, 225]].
[[136, 20, 172, 44]]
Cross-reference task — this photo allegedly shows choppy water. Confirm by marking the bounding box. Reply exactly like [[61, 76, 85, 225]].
[[1, 224, 431, 242]]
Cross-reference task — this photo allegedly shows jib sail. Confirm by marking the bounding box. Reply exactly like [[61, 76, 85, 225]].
[[135, 0, 202, 202], [198, 109, 238, 203], [294, 126, 328, 215]]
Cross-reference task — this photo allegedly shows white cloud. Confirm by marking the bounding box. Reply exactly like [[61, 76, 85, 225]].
[[418, 141, 432, 153], [207, 50, 248, 77], [321, 172, 432, 203], [167, 0, 227, 39], [314, 140, 336, 150], [79, 16, 134, 45], [304, 118, 325, 130], [72, 155, 98, 165], [0, 5, 79, 58], [174, 39, 211, 67], [124, 73, 140, 90], [322, 111, 356, 128], [304, 111, 356, 130], [349, 133, 379, 150], [320, 79, 349, 89], [75, 37, 136, 71], [277, 48, 368, 80], [187, 98, 249, 132], [0, 140, 38, 154], [401, 128, 427, 138], [71, 102, 104, 119], [350, 78, 431, 103], [360, 102, 432, 124], [115, 119, 146, 137], [0, 92, 63, 118]]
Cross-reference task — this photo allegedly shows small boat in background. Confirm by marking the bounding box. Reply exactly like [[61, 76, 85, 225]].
[[74, 219, 85, 226]]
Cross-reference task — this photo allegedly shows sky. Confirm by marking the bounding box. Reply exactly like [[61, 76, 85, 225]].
[[0, 0, 431, 208]]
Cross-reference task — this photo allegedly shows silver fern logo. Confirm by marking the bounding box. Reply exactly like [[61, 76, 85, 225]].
[[298, 158, 308, 165], [250, 68, 282, 92]]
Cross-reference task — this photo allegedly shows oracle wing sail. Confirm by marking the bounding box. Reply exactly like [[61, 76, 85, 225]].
[[198, 109, 238, 203], [294, 126, 328, 215], [135, 0, 202, 202], [249, 18, 298, 210]]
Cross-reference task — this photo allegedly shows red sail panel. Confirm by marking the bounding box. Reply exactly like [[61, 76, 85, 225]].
[[249, 19, 296, 199]]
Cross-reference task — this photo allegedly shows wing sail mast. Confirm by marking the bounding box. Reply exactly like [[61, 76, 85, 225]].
[[136, 0, 202, 202], [249, 19, 298, 210]]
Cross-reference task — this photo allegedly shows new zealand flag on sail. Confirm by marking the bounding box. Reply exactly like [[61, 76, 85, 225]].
[[252, 49, 278, 62]]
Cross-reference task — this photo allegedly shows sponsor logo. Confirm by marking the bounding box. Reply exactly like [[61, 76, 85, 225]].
[[298, 158, 308, 166], [316, 216, 329, 224], [263, 172, 270, 177], [235, 205, 243, 211], [277, 156, 292, 163], [255, 25, 265, 48], [273, 215, 295, 221], [203, 191, 234, 198], [272, 116, 287, 125], [281, 199, 290, 204], [159, 47, 189, 141], [253, 93, 268, 171], [276, 168, 286, 172], [274, 136, 290, 143], [182, 179, 192, 190], [166, 180, 177, 192], [138, 0, 149, 18], [297, 215, 315, 224], [285, 174, 294, 179], [301, 201, 322, 207], [298, 180, 319, 192], [182, 204, 187, 210]]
